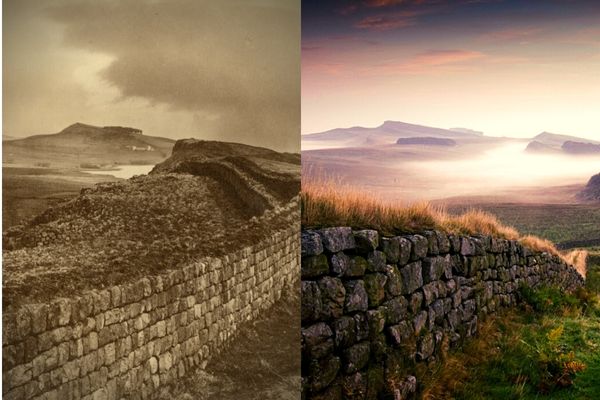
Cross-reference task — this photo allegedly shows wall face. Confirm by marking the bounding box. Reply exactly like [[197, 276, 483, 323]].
[[301, 227, 584, 399], [2, 216, 300, 400]]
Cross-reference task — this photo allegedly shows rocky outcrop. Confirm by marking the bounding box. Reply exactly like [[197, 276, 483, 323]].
[[152, 139, 300, 206], [577, 172, 600, 202], [301, 228, 583, 399], [396, 137, 456, 146]]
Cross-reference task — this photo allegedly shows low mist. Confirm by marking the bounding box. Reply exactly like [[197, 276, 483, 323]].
[[406, 142, 599, 200]]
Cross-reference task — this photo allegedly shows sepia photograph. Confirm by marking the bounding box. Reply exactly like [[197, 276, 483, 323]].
[[3, 1, 300, 399], [301, 0, 600, 399]]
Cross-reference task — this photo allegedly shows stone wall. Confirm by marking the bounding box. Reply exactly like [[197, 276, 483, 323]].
[[301, 227, 584, 399], [2, 205, 300, 400]]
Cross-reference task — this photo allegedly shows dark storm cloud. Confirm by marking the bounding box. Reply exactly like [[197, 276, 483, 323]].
[[47, 0, 299, 152]]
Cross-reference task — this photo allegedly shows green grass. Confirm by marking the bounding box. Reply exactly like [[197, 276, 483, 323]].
[[421, 287, 600, 400]]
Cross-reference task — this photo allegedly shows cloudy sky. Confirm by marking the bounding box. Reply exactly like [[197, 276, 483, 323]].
[[302, 0, 600, 140], [3, 0, 299, 152]]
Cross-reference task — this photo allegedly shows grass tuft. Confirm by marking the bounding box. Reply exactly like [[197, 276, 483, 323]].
[[301, 181, 585, 271]]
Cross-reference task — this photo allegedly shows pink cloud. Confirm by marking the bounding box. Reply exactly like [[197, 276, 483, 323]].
[[354, 11, 420, 31], [480, 27, 543, 42], [368, 49, 485, 74]]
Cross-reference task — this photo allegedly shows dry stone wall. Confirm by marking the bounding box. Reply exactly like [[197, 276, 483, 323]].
[[2, 205, 300, 400], [301, 227, 584, 399]]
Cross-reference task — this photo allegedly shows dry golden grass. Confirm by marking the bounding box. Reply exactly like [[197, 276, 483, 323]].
[[563, 249, 589, 278], [302, 181, 519, 239], [302, 181, 585, 272]]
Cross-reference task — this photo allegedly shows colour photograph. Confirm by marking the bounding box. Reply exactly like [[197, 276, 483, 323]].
[[301, 0, 600, 399]]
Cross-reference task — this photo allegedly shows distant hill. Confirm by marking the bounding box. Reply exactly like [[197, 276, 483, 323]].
[[562, 141, 600, 154], [303, 120, 489, 148], [577, 173, 600, 202], [3, 123, 175, 167], [532, 132, 600, 147], [396, 137, 456, 146], [449, 127, 483, 136], [524, 132, 600, 155], [524, 140, 559, 154]]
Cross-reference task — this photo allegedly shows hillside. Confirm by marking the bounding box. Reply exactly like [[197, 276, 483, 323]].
[[524, 132, 600, 155], [524, 140, 559, 154], [578, 172, 600, 202], [396, 137, 456, 146], [2, 139, 300, 308], [302, 120, 488, 148], [3, 122, 175, 167], [562, 140, 600, 154]]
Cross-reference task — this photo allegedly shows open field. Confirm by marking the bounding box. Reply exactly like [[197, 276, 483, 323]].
[[2, 167, 119, 229]]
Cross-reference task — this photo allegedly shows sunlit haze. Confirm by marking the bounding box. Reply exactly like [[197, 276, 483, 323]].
[[302, 0, 600, 140]]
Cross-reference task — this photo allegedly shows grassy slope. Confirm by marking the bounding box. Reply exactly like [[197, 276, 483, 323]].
[[2, 167, 119, 229], [420, 287, 600, 400]]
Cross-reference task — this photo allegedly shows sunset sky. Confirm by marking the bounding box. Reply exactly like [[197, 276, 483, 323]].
[[3, 0, 299, 152], [302, 0, 600, 140]]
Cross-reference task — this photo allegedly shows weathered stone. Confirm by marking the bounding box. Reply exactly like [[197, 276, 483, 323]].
[[319, 277, 346, 320], [302, 281, 322, 322], [344, 281, 368, 313], [332, 316, 356, 348], [436, 231, 451, 254], [422, 282, 439, 306], [413, 311, 428, 335], [302, 255, 329, 278], [354, 313, 370, 342], [366, 251, 386, 272], [318, 227, 355, 253], [343, 342, 370, 373], [423, 231, 439, 255], [448, 234, 461, 253], [400, 262, 423, 294], [366, 308, 386, 338], [430, 299, 445, 325], [381, 237, 400, 264], [364, 274, 387, 307], [409, 235, 428, 261], [354, 230, 379, 252], [388, 321, 413, 346], [347, 256, 368, 277], [302, 231, 324, 257], [409, 291, 423, 314], [25, 304, 48, 335], [396, 238, 412, 265], [384, 265, 403, 297], [416, 333, 435, 361], [383, 297, 408, 325], [148, 356, 158, 374], [422, 256, 447, 283], [49, 299, 71, 328], [331, 252, 351, 276], [460, 237, 475, 256], [158, 352, 173, 372], [302, 323, 334, 359]]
